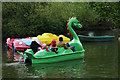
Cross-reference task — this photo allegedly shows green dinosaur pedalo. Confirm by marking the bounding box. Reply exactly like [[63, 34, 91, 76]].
[[17, 17, 85, 63]]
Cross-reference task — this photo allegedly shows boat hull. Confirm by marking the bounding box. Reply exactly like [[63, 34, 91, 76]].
[[26, 52, 84, 63], [78, 35, 115, 42]]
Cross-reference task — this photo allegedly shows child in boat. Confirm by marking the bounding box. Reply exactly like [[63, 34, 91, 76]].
[[57, 37, 68, 49], [50, 40, 58, 54], [30, 37, 42, 54], [57, 37, 75, 52]]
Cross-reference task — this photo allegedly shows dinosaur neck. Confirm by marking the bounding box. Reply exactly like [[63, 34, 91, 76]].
[[68, 23, 79, 40]]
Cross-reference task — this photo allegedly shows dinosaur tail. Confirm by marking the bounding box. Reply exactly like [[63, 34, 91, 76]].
[[17, 51, 23, 56], [25, 49, 35, 59]]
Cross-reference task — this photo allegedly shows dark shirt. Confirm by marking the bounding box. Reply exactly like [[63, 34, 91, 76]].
[[30, 41, 41, 53], [51, 43, 58, 53]]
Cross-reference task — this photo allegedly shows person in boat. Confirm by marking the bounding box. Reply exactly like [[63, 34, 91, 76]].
[[57, 37, 75, 52], [66, 43, 75, 52], [30, 37, 42, 54], [50, 40, 58, 54]]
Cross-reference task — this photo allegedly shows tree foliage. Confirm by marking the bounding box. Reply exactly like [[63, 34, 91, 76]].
[[2, 2, 119, 40], [90, 2, 120, 28]]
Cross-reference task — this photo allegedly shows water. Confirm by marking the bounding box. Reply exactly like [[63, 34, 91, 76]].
[[2, 30, 119, 78]]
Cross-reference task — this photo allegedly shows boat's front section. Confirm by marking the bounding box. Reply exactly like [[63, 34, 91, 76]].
[[67, 17, 85, 52]]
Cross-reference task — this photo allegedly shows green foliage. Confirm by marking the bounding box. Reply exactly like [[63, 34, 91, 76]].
[[2, 2, 98, 40], [90, 2, 120, 28], [4, 2, 119, 40]]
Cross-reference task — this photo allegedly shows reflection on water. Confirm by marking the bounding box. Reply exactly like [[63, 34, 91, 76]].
[[3, 57, 84, 78], [3, 47, 84, 78], [6, 49, 23, 62], [2, 30, 119, 78], [7, 49, 14, 61], [21, 59, 84, 78], [82, 41, 118, 78]]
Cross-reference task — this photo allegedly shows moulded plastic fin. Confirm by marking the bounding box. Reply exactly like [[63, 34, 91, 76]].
[[71, 34, 73, 37], [67, 24, 68, 27], [69, 31, 71, 34], [67, 28, 69, 31], [67, 20, 69, 23]]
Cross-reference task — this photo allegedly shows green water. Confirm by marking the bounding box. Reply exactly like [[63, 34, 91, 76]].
[[2, 30, 119, 78]]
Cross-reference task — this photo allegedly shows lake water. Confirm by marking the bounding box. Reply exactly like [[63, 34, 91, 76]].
[[2, 30, 119, 79]]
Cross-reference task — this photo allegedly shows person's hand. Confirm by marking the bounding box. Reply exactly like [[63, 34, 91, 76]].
[[68, 47, 71, 49]]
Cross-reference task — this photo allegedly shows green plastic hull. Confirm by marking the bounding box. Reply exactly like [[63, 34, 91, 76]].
[[29, 52, 84, 63]]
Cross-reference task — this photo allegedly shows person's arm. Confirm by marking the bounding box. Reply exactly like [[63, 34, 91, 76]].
[[63, 43, 70, 49], [56, 43, 59, 47]]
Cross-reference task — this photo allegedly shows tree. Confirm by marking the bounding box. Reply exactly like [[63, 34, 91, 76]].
[[2, 2, 99, 41], [90, 2, 120, 29]]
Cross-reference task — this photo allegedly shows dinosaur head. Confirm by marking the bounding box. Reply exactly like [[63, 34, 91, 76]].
[[67, 17, 82, 28], [72, 17, 82, 28], [67, 17, 83, 37]]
